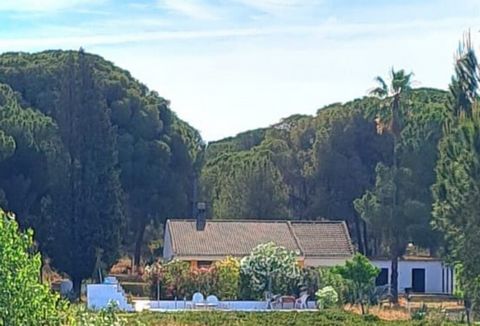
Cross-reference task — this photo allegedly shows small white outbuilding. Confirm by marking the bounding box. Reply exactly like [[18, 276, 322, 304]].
[[87, 277, 134, 311], [370, 256, 454, 294]]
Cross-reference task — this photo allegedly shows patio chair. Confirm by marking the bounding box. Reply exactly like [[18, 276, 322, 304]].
[[373, 285, 393, 308], [295, 292, 309, 309], [271, 295, 283, 309], [265, 292, 281, 309], [206, 295, 219, 309], [192, 292, 206, 309]]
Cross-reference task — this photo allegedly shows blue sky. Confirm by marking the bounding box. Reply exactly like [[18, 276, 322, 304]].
[[0, 0, 479, 141]]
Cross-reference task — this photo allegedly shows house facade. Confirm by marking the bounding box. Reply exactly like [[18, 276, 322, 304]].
[[371, 257, 454, 294], [163, 218, 355, 269]]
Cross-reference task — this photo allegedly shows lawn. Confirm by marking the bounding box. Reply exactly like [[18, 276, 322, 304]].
[[123, 310, 459, 326]]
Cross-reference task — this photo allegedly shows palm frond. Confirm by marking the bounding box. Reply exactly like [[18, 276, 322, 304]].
[[369, 76, 388, 98]]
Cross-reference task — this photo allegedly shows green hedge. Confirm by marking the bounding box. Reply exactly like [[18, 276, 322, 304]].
[[121, 282, 150, 298]]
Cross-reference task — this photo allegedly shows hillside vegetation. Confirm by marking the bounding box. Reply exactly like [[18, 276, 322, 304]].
[[0, 50, 203, 293], [1, 35, 480, 318], [201, 88, 448, 257]]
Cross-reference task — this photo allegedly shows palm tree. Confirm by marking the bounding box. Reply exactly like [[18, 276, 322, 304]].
[[448, 30, 478, 119], [369, 68, 413, 304]]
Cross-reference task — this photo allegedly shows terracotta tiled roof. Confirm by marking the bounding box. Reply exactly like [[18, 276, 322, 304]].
[[290, 221, 354, 257], [167, 220, 300, 257], [166, 219, 353, 258]]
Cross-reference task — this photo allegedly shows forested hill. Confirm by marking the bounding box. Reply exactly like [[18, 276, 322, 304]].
[[0, 50, 203, 288], [0, 49, 454, 288], [200, 87, 449, 256]]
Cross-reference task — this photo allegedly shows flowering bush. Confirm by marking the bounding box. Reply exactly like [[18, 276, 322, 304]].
[[316, 286, 339, 308], [190, 266, 217, 296], [240, 242, 301, 298], [144, 260, 193, 299], [214, 257, 240, 300], [318, 267, 350, 304]]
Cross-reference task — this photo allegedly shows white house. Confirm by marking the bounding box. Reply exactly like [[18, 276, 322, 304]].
[[371, 257, 454, 294], [163, 218, 355, 268]]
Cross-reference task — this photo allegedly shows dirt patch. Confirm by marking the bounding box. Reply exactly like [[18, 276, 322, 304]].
[[345, 304, 411, 321]]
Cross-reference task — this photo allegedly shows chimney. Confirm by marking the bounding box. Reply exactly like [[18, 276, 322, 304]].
[[196, 202, 207, 231]]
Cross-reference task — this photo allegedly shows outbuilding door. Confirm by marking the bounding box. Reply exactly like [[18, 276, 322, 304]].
[[412, 268, 425, 293]]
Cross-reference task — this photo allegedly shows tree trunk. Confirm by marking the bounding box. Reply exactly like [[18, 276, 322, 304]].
[[390, 254, 399, 304], [353, 213, 365, 254], [133, 219, 147, 269], [465, 299, 472, 326], [72, 277, 82, 301], [362, 219, 370, 256]]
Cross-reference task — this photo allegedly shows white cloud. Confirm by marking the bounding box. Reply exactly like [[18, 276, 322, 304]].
[[91, 17, 479, 140], [157, 0, 220, 20], [0, 27, 282, 50], [1, 0, 479, 140], [235, 0, 323, 15], [0, 0, 98, 12], [2, 16, 476, 51]]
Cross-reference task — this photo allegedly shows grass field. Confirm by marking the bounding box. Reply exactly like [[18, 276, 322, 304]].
[[122, 310, 460, 326]]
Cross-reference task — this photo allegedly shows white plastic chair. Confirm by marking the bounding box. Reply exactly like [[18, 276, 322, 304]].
[[103, 276, 118, 284], [206, 295, 219, 309], [295, 293, 309, 309], [192, 292, 205, 309]]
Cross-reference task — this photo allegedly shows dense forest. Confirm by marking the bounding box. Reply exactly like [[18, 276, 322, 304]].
[[0, 50, 203, 294], [201, 88, 447, 255], [1, 34, 480, 310], [199, 36, 480, 308]]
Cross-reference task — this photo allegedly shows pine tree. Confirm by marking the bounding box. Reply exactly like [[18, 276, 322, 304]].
[[433, 33, 480, 324], [47, 50, 124, 298]]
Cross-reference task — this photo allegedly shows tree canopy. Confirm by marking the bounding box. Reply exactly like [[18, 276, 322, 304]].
[[0, 50, 203, 289]]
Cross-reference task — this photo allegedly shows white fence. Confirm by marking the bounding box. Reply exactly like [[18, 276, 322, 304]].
[[134, 299, 317, 311]]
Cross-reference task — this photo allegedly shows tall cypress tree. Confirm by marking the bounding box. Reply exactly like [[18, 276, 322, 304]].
[[433, 33, 480, 324], [47, 50, 124, 297]]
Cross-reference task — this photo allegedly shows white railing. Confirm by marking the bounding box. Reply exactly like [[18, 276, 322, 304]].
[[134, 299, 317, 311]]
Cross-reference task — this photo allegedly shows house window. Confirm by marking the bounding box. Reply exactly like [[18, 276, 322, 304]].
[[375, 268, 389, 286], [197, 261, 212, 269]]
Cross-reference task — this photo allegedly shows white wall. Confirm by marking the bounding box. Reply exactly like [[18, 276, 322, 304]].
[[163, 225, 173, 261], [87, 284, 134, 311], [371, 260, 454, 294], [135, 300, 317, 311], [304, 257, 350, 267]]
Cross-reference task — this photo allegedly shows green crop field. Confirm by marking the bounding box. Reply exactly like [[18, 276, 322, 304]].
[[123, 310, 459, 326]]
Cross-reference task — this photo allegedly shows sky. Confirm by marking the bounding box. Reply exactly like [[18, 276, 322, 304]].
[[0, 1, 479, 141]]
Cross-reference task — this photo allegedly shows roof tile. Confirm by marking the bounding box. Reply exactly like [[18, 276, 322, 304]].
[[167, 219, 353, 258]]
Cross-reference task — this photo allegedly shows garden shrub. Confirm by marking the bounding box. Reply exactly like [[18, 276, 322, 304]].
[[318, 267, 350, 304], [213, 257, 240, 300], [299, 266, 322, 297], [143, 260, 163, 299], [190, 266, 217, 296], [411, 304, 428, 321], [316, 286, 339, 308], [0, 210, 71, 325], [144, 260, 220, 299], [144, 259, 193, 299], [332, 254, 379, 314], [163, 260, 193, 298], [240, 242, 301, 298]]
